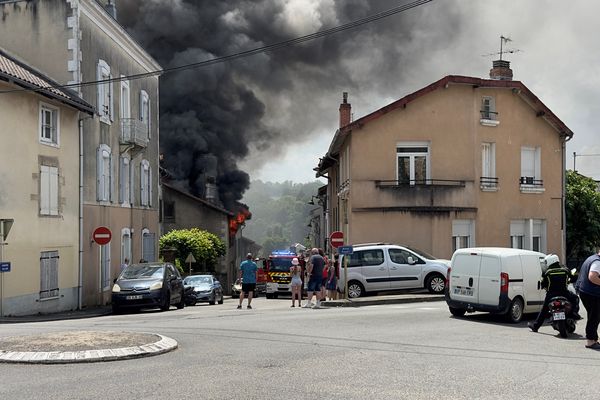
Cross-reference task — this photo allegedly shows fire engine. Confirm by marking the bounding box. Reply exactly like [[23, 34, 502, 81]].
[[265, 249, 303, 299]]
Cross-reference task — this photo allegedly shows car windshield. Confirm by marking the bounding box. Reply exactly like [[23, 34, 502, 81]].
[[405, 246, 437, 260], [121, 265, 164, 279], [184, 276, 212, 285], [269, 258, 293, 272]]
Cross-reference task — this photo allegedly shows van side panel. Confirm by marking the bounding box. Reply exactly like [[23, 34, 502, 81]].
[[478, 255, 501, 306], [449, 253, 480, 302], [520, 254, 545, 312]]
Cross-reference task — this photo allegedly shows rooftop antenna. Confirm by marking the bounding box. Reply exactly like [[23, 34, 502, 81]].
[[481, 35, 522, 59]]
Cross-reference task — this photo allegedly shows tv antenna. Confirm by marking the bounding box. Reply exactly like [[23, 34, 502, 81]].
[[482, 35, 522, 60]]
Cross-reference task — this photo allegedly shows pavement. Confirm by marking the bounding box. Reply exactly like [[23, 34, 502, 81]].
[[0, 291, 442, 364]]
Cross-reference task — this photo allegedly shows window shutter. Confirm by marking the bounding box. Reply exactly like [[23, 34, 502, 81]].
[[521, 148, 535, 179], [97, 147, 103, 201], [130, 160, 135, 206], [140, 163, 146, 206], [109, 74, 114, 122], [147, 98, 151, 139], [109, 152, 114, 202], [40, 166, 50, 214], [148, 166, 153, 207], [97, 62, 103, 116], [139, 91, 144, 121], [119, 157, 125, 204], [49, 167, 59, 215]]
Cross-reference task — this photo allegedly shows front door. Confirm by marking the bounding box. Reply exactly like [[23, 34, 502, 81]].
[[387, 248, 422, 289]]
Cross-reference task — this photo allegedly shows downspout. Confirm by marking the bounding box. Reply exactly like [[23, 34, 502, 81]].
[[78, 116, 84, 310], [561, 133, 572, 262]]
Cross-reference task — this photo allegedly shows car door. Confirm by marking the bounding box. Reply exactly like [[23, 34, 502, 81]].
[[167, 264, 181, 303], [356, 249, 390, 291], [387, 248, 423, 289]]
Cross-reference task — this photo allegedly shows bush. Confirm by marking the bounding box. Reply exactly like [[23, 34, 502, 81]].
[[159, 228, 226, 274]]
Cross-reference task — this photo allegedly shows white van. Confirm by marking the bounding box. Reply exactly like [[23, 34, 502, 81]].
[[445, 247, 546, 323]]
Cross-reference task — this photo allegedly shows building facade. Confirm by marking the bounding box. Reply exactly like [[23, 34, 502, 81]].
[[316, 62, 573, 260], [0, 50, 93, 316], [0, 0, 161, 308]]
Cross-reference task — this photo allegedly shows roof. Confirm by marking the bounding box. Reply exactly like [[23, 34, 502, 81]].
[[0, 49, 94, 114], [161, 181, 234, 217], [316, 75, 574, 174]]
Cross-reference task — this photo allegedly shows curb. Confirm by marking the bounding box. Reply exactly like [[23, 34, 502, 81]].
[[0, 307, 112, 324], [0, 334, 178, 364], [322, 295, 445, 307]]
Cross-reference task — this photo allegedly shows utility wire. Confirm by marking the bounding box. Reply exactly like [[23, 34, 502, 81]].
[[0, 0, 433, 95]]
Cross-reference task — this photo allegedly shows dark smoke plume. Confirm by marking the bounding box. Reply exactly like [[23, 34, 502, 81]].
[[117, 0, 461, 210]]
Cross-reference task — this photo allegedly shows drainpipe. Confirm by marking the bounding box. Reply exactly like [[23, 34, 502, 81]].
[[78, 117, 84, 310], [562, 133, 571, 262]]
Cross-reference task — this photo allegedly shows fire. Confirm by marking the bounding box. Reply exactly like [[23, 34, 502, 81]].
[[229, 205, 252, 237]]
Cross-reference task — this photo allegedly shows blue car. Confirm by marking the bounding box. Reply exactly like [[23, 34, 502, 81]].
[[183, 275, 224, 305]]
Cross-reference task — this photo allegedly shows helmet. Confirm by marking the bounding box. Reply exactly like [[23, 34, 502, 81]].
[[544, 254, 560, 271]]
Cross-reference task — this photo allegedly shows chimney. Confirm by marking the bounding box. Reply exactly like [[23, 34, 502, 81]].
[[489, 60, 513, 80], [105, 0, 117, 20], [205, 176, 218, 204], [339, 92, 351, 128]]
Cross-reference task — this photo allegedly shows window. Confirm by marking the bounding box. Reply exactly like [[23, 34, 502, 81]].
[[510, 219, 546, 252], [453, 220, 475, 252], [347, 250, 384, 267], [481, 96, 497, 120], [164, 201, 175, 220], [97, 144, 113, 202], [40, 251, 59, 299], [140, 90, 150, 138], [97, 60, 113, 123], [121, 228, 132, 266], [481, 142, 497, 190], [119, 156, 130, 205], [142, 228, 156, 262], [140, 159, 152, 207], [397, 142, 430, 185], [40, 165, 59, 216], [39, 103, 59, 146], [520, 146, 543, 191], [120, 78, 130, 120], [389, 248, 413, 264], [100, 242, 111, 291]]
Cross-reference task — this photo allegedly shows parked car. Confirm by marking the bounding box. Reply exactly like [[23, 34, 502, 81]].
[[445, 247, 546, 323], [111, 262, 185, 313], [183, 274, 224, 305], [338, 243, 449, 298]]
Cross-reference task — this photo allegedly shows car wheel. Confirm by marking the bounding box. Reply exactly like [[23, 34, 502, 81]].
[[209, 293, 216, 305], [218, 294, 224, 304], [567, 319, 576, 334], [186, 299, 197, 306], [348, 281, 364, 298], [426, 273, 446, 294], [449, 306, 466, 317], [160, 291, 171, 311], [505, 297, 524, 323], [176, 290, 185, 309]]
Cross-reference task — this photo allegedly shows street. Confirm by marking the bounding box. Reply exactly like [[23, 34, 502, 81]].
[[1, 297, 600, 400]]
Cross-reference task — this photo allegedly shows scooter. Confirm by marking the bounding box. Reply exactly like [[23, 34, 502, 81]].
[[183, 285, 197, 306], [548, 296, 577, 338]]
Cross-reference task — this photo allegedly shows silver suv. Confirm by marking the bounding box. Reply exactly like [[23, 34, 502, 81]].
[[338, 243, 450, 298]]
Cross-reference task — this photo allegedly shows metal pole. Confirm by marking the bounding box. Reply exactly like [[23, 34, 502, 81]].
[[573, 152, 576, 171], [1, 222, 4, 318], [344, 254, 348, 300]]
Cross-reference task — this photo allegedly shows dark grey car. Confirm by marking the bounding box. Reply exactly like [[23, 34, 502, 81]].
[[111, 262, 185, 313], [183, 275, 224, 305]]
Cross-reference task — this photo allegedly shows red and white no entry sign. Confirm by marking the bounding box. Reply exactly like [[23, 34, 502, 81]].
[[330, 231, 344, 248], [93, 226, 112, 245]]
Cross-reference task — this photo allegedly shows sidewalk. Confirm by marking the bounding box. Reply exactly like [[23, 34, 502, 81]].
[[0, 306, 112, 324], [322, 292, 445, 307]]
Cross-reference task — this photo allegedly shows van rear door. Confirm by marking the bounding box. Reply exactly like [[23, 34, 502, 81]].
[[520, 254, 545, 312], [449, 252, 480, 302], [477, 255, 501, 306]]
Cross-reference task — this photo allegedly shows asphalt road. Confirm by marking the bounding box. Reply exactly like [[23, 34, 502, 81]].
[[1, 297, 600, 400]]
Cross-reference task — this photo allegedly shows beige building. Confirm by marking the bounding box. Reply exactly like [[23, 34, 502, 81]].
[[0, 0, 162, 308], [0, 50, 93, 316], [316, 61, 573, 260]]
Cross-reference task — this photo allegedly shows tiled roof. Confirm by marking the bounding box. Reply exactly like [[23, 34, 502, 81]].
[[0, 49, 93, 113]]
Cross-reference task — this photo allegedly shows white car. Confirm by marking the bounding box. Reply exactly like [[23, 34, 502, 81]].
[[338, 243, 449, 298]]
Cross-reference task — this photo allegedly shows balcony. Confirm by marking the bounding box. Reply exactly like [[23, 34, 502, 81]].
[[120, 118, 148, 147], [519, 176, 544, 193], [375, 179, 466, 188], [480, 176, 498, 191], [480, 110, 499, 127]]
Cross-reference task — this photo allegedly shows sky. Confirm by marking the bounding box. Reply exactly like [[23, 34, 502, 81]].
[[119, 0, 600, 195]]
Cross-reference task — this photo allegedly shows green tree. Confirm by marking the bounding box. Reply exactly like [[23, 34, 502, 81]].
[[566, 170, 600, 258], [159, 228, 226, 273]]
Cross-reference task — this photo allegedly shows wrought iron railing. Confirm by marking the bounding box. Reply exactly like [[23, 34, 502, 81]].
[[120, 118, 149, 147], [519, 177, 544, 187], [480, 176, 498, 189], [375, 179, 466, 188], [480, 110, 498, 120]]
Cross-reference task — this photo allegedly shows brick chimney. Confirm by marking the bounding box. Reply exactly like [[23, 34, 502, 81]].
[[489, 60, 513, 80], [339, 92, 351, 128]]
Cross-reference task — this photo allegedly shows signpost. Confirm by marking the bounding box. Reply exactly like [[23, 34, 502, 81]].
[[0, 262, 10, 272], [185, 253, 196, 275], [0, 219, 14, 318], [329, 231, 344, 249], [92, 226, 112, 245]]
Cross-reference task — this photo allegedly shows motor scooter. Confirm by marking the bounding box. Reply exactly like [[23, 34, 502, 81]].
[[183, 285, 197, 306], [548, 296, 577, 338]]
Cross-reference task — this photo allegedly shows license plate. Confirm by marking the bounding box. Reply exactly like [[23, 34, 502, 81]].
[[552, 311, 565, 320], [126, 295, 142, 300], [453, 288, 473, 296]]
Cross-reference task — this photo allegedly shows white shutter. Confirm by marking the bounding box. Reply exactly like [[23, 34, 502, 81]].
[[148, 166, 153, 207], [109, 152, 114, 202], [97, 147, 105, 201], [109, 74, 114, 122], [130, 160, 135, 206], [147, 98, 151, 139], [521, 147, 535, 179], [49, 167, 59, 215], [97, 62, 103, 116], [140, 163, 146, 206], [40, 166, 50, 214], [482, 143, 490, 177], [119, 157, 125, 204]]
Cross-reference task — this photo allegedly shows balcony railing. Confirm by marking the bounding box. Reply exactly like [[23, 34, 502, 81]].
[[519, 176, 543, 186], [375, 179, 466, 188], [480, 176, 498, 190], [480, 110, 498, 120], [337, 179, 351, 196], [120, 118, 149, 147]]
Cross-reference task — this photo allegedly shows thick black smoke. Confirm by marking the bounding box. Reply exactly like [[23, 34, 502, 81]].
[[116, 0, 461, 210]]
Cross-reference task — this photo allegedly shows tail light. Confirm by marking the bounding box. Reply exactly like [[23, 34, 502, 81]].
[[500, 272, 509, 293], [446, 267, 452, 287]]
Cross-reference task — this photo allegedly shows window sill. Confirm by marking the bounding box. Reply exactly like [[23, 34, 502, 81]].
[[480, 185, 498, 192], [39, 296, 59, 302], [39, 140, 60, 148], [520, 185, 545, 194], [480, 119, 500, 127]]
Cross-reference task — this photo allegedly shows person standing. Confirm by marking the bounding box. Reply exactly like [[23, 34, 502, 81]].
[[575, 250, 600, 349], [303, 248, 324, 309], [326, 257, 338, 300], [290, 257, 303, 307], [120, 258, 129, 272], [238, 253, 258, 310]]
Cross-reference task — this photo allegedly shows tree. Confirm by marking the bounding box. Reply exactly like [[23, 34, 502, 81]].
[[566, 170, 600, 259], [159, 228, 226, 273]]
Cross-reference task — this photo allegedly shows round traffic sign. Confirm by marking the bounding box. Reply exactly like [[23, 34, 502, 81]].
[[330, 231, 344, 248], [93, 226, 112, 245]]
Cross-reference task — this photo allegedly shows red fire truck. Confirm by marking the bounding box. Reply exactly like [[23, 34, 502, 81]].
[[264, 250, 304, 299]]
